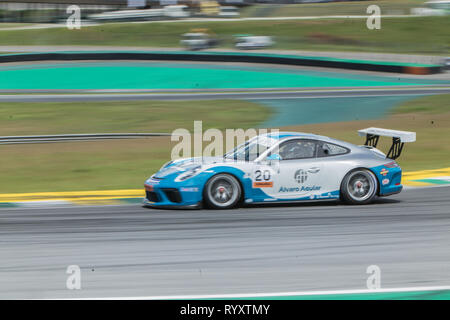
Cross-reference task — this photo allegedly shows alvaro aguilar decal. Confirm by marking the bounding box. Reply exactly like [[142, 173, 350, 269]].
[[278, 168, 321, 192], [278, 185, 321, 193]]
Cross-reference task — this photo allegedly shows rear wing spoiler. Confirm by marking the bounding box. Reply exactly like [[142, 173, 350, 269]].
[[358, 127, 416, 160]]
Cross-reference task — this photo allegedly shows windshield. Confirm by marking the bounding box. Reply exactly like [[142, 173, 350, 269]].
[[224, 136, 278, 161]]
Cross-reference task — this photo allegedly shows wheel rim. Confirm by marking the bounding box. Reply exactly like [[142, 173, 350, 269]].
[[207, 175, 240, 208], [347, 171, 376, 202]]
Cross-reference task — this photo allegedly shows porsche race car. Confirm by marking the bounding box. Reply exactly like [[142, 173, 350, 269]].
[[143, 128, 415, 209]]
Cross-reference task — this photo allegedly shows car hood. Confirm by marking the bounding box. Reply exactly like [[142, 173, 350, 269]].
[[153, 157, 237, 179]]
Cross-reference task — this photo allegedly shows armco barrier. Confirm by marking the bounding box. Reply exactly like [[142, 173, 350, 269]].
[[0, 133, 173, 145], [0, 51, 442, 74]]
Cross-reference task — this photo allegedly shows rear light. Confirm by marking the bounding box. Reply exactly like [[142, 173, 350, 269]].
[[384, 161, 399, 168]]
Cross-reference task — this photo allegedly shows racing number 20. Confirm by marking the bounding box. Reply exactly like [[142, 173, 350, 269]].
[[255, 169, 271, 181]]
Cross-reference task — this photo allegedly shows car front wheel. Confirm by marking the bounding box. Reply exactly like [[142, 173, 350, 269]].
[[203, 174, 242, 209], [340, 169, 378, 205]]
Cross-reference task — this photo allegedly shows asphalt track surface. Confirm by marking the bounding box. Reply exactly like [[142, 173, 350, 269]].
[[0, 186, 449, 299], [0, 87, 449, 103]]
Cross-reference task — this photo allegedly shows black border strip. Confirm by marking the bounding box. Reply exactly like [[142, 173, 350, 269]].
[[0, 52, 442, 74]]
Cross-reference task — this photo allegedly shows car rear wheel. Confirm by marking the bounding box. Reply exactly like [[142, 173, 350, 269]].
[[203, 174, 241, 209], [340, 169, 378, 205]]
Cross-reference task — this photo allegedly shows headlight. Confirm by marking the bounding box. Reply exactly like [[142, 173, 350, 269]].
[[175, 167, 202, 182]]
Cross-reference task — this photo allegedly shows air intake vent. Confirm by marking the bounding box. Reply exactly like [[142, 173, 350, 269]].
[[146, 191, 160, 202], [162, 189, 182, 203]]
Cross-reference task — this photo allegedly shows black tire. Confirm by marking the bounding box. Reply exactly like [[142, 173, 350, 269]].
[[340, 169, 378, 205], [203, 174, 242, 209]]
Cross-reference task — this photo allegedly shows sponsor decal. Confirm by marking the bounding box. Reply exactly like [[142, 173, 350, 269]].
[[253, 181, 273, 188], [382, 179, 389, 185], [380, 168, 389, 176], [294, 169, 308, 184], [180, 187, 199, 192], [252, 168, 273, 188], [315, 192, 337, 199], [279, 186, 321, 193], [144, 184, 154, 191]]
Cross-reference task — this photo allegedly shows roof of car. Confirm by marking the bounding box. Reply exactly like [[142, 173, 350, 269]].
[[249, 131, 361, 154], [261, 131, 327, 140]]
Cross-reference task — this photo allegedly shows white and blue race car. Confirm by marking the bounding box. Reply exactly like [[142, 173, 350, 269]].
[[143, 128, 415, 209]]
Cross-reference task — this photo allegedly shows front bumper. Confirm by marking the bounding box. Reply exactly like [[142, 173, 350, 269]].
[[143, 198, 202, 209], [142, 177, 203, 208]]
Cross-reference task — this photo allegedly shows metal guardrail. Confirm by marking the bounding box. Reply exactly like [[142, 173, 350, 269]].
[[0, 133, 173, 145]]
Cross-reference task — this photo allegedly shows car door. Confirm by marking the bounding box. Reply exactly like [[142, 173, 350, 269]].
[[314, 140, 352, 196], [273, 139, 325, 200]]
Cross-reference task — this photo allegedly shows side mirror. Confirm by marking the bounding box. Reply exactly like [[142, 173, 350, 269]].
[[267, 154, 281, 161]]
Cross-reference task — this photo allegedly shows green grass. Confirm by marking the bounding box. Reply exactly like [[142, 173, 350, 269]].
[[0, 99, 271, 193], [0, 100, 271, 136], [0, 16, 448, 55], [393, 94, 450, 114], [0, 23, 31, 29], [284, 94, 450, 172], [241, 0, 426, 17], [0, 95, 449, 193], [1, 139, 171, 192]]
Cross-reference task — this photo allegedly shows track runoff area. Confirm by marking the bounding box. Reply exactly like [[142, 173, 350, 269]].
[[0, 58, 449, 302]]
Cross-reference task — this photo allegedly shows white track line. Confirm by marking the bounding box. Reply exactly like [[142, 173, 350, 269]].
[[69, 285, 450, 300]]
